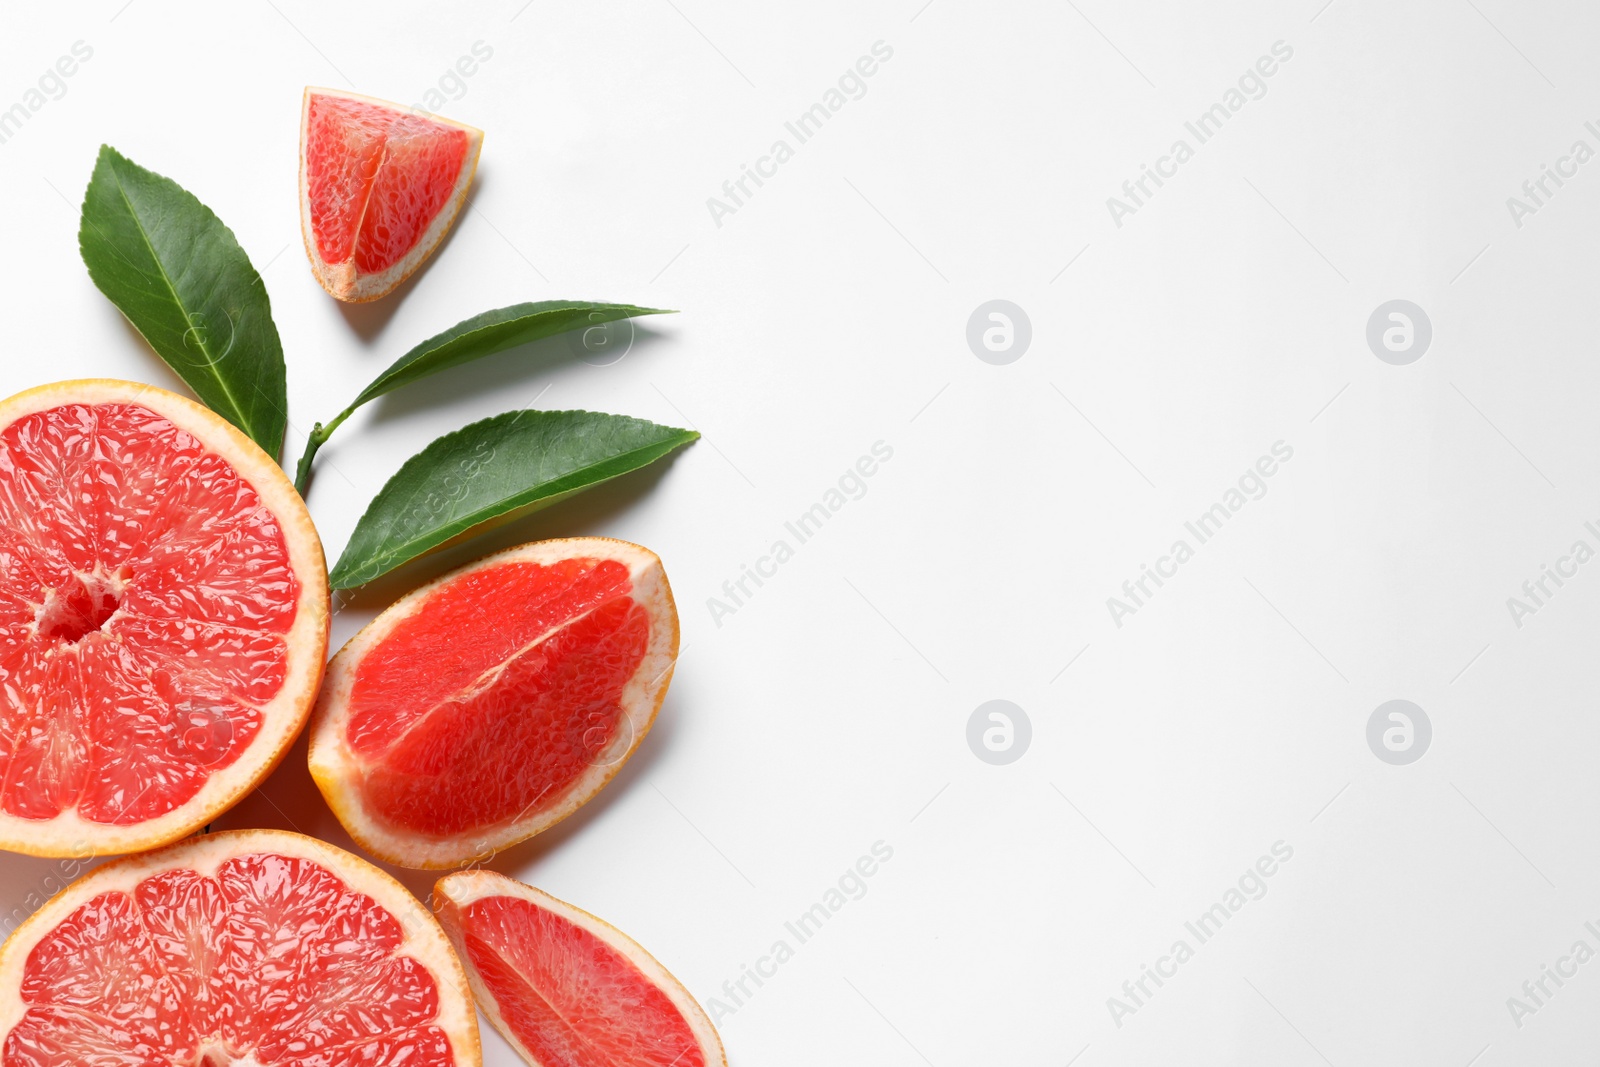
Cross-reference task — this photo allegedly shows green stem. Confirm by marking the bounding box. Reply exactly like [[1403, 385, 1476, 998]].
[[293, 405, 356, 497]]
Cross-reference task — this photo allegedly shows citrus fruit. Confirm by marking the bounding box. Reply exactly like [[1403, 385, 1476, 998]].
[[299, 87, 484, 303], [0, 381, 328, 858], [436, 871, 723, 1067], [0, 828, 480, 1067], [309, 538, 678, 869]]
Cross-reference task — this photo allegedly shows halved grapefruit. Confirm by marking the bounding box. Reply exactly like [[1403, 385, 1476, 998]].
[[436, 871, 724, 1067], [0, 381, 328, 858], [299, 87, 484, 302], [0, 828, 480, 1067], [309, 538, 677, 869]]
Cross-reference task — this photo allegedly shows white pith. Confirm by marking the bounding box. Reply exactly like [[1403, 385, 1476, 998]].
[[0, 381, 329, 859], [0, 829, 480, 1066], [435, 870, 725, 1067], [308, 537, 679, 869], [298, 87, 484, 303]]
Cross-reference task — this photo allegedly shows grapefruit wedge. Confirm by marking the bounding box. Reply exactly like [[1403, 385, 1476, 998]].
[[299, 87, 483, 302], [0, 381, 328, 858], [310, 538, 678, 868], [436, 871, 724, 1067], [0, 828, 480, 1067]]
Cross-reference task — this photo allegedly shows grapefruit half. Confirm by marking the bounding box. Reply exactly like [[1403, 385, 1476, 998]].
[[0, 828, 480, 1067], [309, 538, 678, 869], [299, 87, 484, 302], [0, 381, 328, 858], [436, 871, 724, 1067]]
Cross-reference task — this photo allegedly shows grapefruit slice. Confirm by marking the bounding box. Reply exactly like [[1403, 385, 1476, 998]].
[[0, 828, 480, 1067], [0, 381, 328, 858], [309, 538, 677, 869], [299, 87, 484, 302], [436, 871, 723, 1067]]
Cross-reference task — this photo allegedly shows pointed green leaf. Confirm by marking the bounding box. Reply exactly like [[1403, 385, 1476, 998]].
[[329, 409, 697, 588], [293, 300, 674, 495], [350, 301, 675, 409], [79, 145, 287, 458]]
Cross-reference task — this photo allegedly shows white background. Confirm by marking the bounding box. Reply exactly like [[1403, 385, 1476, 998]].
[[2, 1, 1599, 1064]]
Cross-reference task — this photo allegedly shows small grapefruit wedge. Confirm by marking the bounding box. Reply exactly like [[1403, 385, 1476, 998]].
[[0, 381, 328, 858], [436, 871, 724, 1067], [299, 87, 484, 302], [0, 828, 480, 1067], [310, 538, 678, 868]]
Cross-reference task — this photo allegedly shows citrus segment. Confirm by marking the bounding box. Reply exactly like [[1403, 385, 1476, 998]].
[[436, 872, 723, 1067], [0, 381, 328, 858], [0, 830, 479, 1067], [300, 88, 483, 302], [310, 539, 678, 868]]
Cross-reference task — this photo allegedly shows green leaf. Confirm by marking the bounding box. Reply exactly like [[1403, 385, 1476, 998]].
[[79, 145, 287, 458], [352, 300, 674, 409], [329, 409, 698, 588], [294, 300, 673, 495]]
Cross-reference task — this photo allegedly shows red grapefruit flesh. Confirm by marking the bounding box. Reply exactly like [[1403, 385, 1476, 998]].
[[299, 87, 484, 302], [436, 871, 723, 1067], [0, 829, 480, 1067], [0, 381, 328, 858], [309, 538, 678, 868]]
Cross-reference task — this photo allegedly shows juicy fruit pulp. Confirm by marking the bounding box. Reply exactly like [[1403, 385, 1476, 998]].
[[0, 833, 476, 1067], [0, 400, 299, 829], [438, 875, 723, 1067], [305, 94, 467, 274], [458, 897, 704, 1067], [348, 557, 646, 834], [310, 539, 678, 867], [301, 89, 482, 302]]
